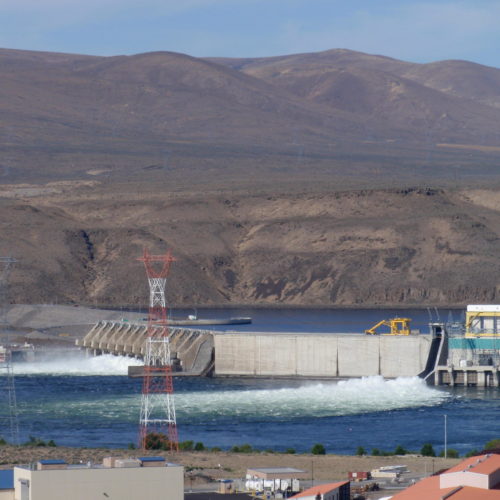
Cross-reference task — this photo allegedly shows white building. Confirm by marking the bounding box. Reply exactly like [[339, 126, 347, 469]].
[[1, 456, 183, 500]]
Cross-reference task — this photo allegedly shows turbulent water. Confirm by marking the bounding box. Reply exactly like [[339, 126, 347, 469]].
[[2, 354, 498, 455], [175, 376, 449, 419], [1, 308, 499, 454], [12, 353, 143, 376]]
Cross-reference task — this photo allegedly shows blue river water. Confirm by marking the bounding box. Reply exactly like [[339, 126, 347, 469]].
[[2, 308, 499, 455]]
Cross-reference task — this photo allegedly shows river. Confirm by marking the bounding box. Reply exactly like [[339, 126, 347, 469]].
[[3, 307, 499, 455]]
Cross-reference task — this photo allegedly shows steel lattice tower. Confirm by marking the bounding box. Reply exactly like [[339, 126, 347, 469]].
[[0, 257, 19, 445], [137, 248, 178, 451]]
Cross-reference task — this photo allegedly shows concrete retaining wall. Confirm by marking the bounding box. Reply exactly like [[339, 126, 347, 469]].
[[214, 333, 432, 378]]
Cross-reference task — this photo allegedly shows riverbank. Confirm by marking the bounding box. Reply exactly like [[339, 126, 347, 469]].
[[0, 445, 460, 481]]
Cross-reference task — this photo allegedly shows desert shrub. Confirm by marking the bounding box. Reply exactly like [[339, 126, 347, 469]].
[[439, 449, 459, 458], [485, 438, 500, 450], [179, 440, 194, 451], [421, 443, 436, 457], [144, 432, 175, 451], [465, 449, 480, 458], [238, 444, 253, 453], [23, 436, 50, 447], [311, 443, 326, 455]]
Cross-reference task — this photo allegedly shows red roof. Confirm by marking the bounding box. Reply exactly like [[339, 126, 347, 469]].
[[445, 454, 500, 476], [391, 454, 500, 500], [290, 481, 349, 498], [391, 475, 500, 499]]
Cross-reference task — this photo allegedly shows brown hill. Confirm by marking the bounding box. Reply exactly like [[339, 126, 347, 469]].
[[3, 181, 500, 307], [212, 49, 500, 146], [1, 47, 500, 190], [3, 47, 500, 307]]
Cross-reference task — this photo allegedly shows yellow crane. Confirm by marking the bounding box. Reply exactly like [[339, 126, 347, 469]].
[[365, 317, 412, 335]]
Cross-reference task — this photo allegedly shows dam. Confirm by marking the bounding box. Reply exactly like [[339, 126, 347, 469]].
[[76, 320, 445, 381], [213, 331, 436, 378], [76, 317, 500, 386], [9, 304, 496, 386]]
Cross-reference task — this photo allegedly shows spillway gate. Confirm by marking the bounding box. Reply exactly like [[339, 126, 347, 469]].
[[76, 320, 214, 376]]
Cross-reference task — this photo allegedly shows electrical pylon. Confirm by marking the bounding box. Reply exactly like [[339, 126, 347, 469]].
[[137, 248, 178, 451], [0, 257, 19, 445]]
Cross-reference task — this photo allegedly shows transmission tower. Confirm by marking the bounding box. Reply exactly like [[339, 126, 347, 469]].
[[0, 257, 19, 445], [137, 248, 178, 451]]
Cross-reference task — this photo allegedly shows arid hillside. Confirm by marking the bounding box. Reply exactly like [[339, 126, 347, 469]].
[[3, 180, 500, 307], [2, 47, 500, 306], [1, 47, 500, 190]]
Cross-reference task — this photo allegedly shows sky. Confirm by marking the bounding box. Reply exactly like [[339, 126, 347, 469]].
[[0, 0, 499, 67]]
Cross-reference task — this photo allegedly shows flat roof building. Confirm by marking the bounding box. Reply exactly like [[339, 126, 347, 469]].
[[1, 456, 183, 500], [246, 467, 307, 480]]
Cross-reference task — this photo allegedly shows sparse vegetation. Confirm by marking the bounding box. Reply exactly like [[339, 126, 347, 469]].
[[421, 443, 436, 457], [179, 440, 194, 451], [394, 445, 408, 455], [439, 449, 459, 458], [311, 443, 326, 455], [356, 446, 366, 456], [485, 438, 500, 450], [230, 444, 253, 453], [465, 449, 480, 458], [22, 436, 57, 448], [143, 432, 175, 451]]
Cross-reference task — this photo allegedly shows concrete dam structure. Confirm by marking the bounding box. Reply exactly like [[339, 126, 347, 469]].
[[75, 319, 500, 385], [213, 332, 436, 379], [76, 321, 214, 376], [77, 321, 444, 380]]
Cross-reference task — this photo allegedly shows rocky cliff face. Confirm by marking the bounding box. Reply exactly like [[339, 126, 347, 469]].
[[3, 181, 500, 308]]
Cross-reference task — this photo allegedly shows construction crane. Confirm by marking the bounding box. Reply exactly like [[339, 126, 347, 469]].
[[365, 317, 411, 335]]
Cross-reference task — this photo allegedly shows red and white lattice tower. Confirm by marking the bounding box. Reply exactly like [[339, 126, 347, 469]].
[[137, 248, 178, 451]]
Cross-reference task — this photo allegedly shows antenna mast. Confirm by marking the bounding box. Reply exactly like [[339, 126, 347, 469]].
[[137, 249, 178, 451]]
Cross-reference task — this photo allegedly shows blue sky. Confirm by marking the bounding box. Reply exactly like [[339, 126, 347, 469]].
[[1, 0, 499, 67]]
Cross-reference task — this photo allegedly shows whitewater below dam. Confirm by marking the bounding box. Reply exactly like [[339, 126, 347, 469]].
[[1, 308, 498, 454], [4, 353, 499, 455]]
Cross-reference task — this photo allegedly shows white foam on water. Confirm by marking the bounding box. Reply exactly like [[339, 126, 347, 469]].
[[12, 353, 143, 376], [176, 376, 450, 418]]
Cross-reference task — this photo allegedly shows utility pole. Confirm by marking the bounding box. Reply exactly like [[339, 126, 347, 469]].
[[0, 257, 19, 445], [444, 414, 448, 459]]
